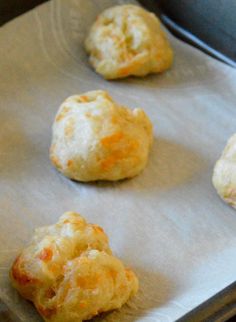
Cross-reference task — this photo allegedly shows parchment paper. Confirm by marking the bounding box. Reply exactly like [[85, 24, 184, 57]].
[[0, 0, 236, 321]]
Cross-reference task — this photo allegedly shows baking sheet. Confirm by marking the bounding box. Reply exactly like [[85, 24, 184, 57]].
[[0, 0, 236, 321]]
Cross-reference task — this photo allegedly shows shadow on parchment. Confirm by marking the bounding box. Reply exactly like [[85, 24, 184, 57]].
[[129, 137, 207, 192], [0, 107, 207, 195], [0, 104, 206, 197], [2, 267, 176, 322], [92, 267, 176, 322], [106, 37, 232, 92], [80, 137, 207, 194]]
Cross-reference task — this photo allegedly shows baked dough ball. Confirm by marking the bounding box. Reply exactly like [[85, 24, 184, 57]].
[[213, 134, 236, 208], [10, 212, 139, 322], [85, 4, 173, 79], [50, 90, 153, 181]]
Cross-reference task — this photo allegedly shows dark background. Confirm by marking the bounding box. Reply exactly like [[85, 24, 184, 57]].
[[0, 0, 48, 26]]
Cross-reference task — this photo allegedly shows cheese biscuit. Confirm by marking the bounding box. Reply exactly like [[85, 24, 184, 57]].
[[85, 4, 173, 79], [50, 90, 153, 181], [10, 212, 139, 322], [213, 134, 236, 208]]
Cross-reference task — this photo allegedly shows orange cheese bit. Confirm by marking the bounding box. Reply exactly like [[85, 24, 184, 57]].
[[118, 58, 144, 77], [79, 300, 88, 308], [79, 95, 89, 102], [56, 106, 70, 122], [108, 269, 118, 281], [67, 159, 73, 168], [11, 256, 38, 286], [100, 134, 139, 171], [125, 268, 134, 281], [37, 305, 57, 318], [64, 118, 75, 138], [100, 154, 120, 171], [77, 274, 100, 290], [38, 248, 53, 262], [47, 262, 61, 274], [118, 66, 131, 77], [92, 224, 105, 234], [111, 115, 118, 124], [100, 131, 124, 147], [92, 224, 108, 242], [50, 155, 62, 170]]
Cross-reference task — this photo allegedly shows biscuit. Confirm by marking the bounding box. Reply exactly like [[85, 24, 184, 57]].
[[85, 4, 173, 79], [10, 212, 139, 322], [50, 90, 153, 181], [213, 133, 236, 208]]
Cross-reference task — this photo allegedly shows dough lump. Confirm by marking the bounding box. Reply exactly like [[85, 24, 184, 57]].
[[85, 4, 173, 79], [213, 133, 236, 208], [50, 90, 153, 181], [10, 212, 139, 322]]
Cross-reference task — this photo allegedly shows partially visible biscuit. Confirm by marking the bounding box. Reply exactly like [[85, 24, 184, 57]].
[[213, 134, 236, 208], [85, 4, 173, 79], [50, 90, 153, 181], [10, 212, 139, 322]]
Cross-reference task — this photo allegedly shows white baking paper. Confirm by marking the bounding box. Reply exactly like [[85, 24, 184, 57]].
[[0, 0, 236, 321]]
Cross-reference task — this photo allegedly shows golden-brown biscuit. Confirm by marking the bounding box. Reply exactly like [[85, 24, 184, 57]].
[[50, 90, 153, 181], [213, 133, 236, 208], [10, 212, 139, 322], [85, 4, 173, 79]]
